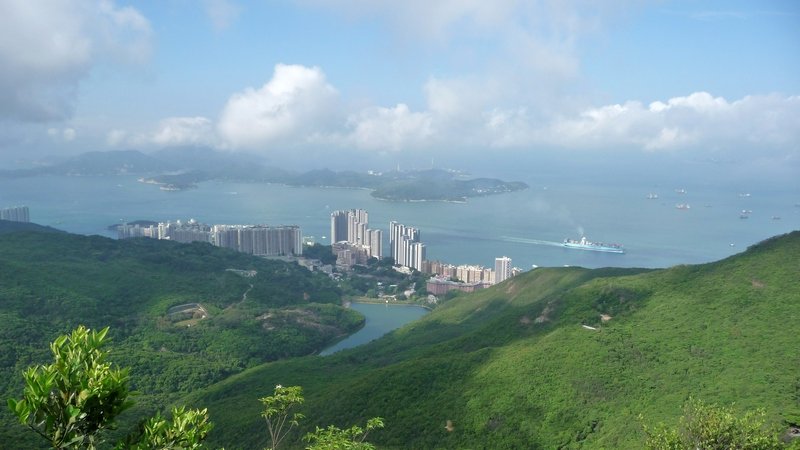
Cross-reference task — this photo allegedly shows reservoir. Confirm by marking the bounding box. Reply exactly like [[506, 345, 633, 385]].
[[320, 303, 429, 356]]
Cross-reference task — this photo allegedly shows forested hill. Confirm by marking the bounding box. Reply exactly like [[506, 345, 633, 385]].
[[185, 231, 800, 449], [0, 228, 361, 446], [0, 219, 65, 235]]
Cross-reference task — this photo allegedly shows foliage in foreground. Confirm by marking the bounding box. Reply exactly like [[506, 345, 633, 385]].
[[124, 406, 212, 450], [261, 385, 305, 450], [8, 326, 211, 449], [304, 417, 385, 450], [9, 326, 385, 449], [8, 326, 132, 449], [643, 397, 797, 450]]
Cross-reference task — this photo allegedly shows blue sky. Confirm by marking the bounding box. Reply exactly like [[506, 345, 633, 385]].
[[0, 0, 798, 171]]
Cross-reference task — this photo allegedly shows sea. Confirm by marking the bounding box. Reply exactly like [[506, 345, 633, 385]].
[[1, 173, 798, 270]]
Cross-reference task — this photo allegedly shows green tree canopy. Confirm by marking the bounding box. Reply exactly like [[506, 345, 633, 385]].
[[643, 397, 794, 450], [8, 325, 211, 450]]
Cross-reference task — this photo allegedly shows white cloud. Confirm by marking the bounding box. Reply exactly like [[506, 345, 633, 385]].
[[106, 129, 129, 147], [217, 64, 339, 149], [300, 0, 600, 43], [535, 92, 800, 154], [203, 0, 241, 31], [47, 127, 77, 142], [345, 104, 433, 152], [152, 117, 216, 147], [297, 0, 629, 144], [335, 89, 799, 158], [0, 0, 151, 122]]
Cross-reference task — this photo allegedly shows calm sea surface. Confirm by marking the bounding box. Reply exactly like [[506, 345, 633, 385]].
[[319, 303, 429, 355], [1, 174, 798, 270]]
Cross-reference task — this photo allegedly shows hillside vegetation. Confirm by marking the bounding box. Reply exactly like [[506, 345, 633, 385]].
[[184, 232, 800, 449], [0, 226, 361, 447]]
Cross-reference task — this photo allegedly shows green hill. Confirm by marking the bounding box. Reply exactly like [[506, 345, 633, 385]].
[[0, 229, 361, 446], [183, 232, 800, 449], [0, 219, 65, 235]]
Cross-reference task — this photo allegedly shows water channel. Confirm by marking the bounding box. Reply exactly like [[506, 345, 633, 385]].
[[320, 303, 429, 356]]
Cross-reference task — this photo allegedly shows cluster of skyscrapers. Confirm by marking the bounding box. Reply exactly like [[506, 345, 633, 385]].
[[116, 207, 516, 296], [389, 221, 425, 271], [118, 219, 302, 256], [331, 208, 517, 294], [0, 205, 30, 222], [330, 209, 383, 266]]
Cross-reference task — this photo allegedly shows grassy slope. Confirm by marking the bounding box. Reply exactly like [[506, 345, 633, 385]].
[[0, 229, 359, 447], [186, 232, 800, 449]]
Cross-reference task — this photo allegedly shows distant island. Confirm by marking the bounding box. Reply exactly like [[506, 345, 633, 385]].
[[0, 149, 528, 202], [140, 168, 528, 201]]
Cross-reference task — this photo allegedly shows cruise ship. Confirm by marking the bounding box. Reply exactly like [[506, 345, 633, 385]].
[[563, 236, 624, 254]]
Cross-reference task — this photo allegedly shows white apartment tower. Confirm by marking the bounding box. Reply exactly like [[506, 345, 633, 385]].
[[0, 206, 30, 222], [366, 228, 383, 259], [495, 256, 512, 284], [331, 209, 381, 259], [390, 221, 424, 270]]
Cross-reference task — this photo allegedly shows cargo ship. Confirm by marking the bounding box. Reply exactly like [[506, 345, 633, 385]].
[[563, 236, 624, 254]]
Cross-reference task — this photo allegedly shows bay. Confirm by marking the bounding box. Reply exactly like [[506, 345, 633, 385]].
[[319, 303, 429, 356], [0, 174, 798, 270]]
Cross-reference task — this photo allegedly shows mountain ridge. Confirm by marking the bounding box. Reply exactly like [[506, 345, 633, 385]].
[[183, 231, 800, 449]]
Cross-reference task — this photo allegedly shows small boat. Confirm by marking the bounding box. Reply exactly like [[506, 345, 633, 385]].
[[675, 203, 691, 210], [646, 193, 659, 199]]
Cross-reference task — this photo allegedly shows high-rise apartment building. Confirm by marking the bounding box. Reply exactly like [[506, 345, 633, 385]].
[[330, 210, 350, 244], [366, 228, 383, 259], [495, 256, 512, 284], [212, 225, 302, 256], [331, 209, 381, 259], [0, 206, 30, 223], [390, 221, 424, 270]]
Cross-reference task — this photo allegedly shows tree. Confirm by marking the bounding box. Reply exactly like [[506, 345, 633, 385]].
[[8, 325, 212, 450], [304, 417, 385, 450], [642, 397, 790, 449], [260, 385, 305, 450], [8, 326, 132, 449], [125, 407, 213, 450]]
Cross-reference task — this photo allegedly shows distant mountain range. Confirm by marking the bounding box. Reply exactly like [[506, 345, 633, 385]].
[[0, 148, 528, 201]]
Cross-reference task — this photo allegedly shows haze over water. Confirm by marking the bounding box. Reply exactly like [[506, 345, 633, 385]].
[[2, 171, 796, 271]]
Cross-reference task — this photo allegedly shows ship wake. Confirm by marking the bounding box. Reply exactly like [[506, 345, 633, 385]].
[[501, 236, 564, 247]]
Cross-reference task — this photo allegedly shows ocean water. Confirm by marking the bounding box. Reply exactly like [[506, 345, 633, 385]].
[[1, 174, 798, 270]]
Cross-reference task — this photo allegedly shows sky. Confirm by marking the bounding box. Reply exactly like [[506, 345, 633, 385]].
[[0, 0, 798, 177]]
